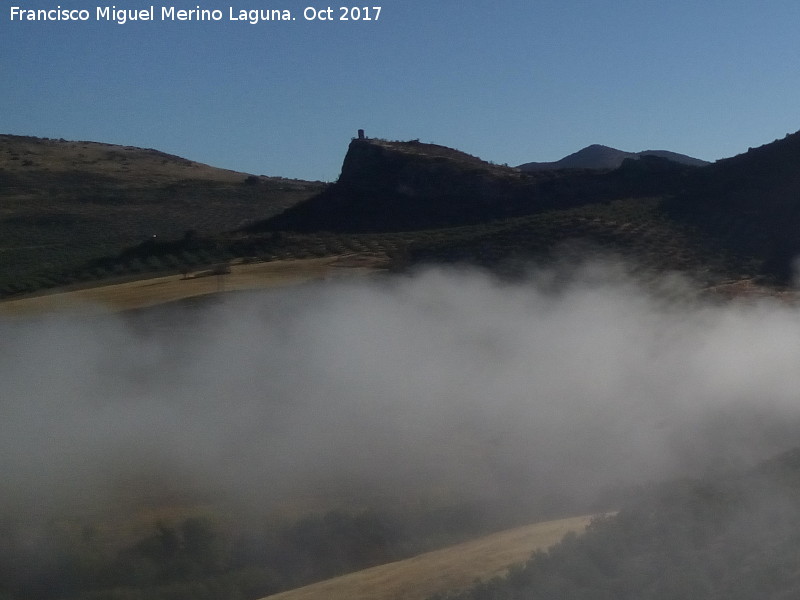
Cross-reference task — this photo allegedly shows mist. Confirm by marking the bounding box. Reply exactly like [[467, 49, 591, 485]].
[[4, 260, 800, 523]]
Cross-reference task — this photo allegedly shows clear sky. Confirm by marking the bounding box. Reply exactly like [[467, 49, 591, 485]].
[[3, 1, 800, 181]]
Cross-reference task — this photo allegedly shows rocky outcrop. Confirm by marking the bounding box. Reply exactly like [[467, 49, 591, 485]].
[[256, 138, 700, 234], [261, 138, 537, 232]]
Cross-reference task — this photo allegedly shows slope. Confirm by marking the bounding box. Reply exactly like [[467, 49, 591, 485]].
[[0, 134, 324, 294], [254, 137, 696, 233], [517, 144, 709, 171], [666, 129, 800, 281], [444, 445, 800, 600], [7, 129, 800, 298], [259, 516, 593, 600]]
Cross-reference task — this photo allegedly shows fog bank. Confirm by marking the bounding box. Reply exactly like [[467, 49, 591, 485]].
[[3, 261, 800, 520]]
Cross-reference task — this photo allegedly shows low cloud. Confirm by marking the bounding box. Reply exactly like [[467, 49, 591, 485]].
[[3, 260, 800, 522]]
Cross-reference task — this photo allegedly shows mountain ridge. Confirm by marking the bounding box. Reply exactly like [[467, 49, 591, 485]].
[[254, 137, 695, 234], [517, 143, 710, 171], [5, 128, 800, 297]]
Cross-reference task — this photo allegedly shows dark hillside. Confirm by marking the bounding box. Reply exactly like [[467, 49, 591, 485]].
[[518, 144, 639, 170], [6, 130, 800, 297], [254, 138, 536, 232], [518, 144, 709, 171], [641, 149, 709, 167], [667, 130, 800, 281], [403, 197, 756, 283], [253, 138, 696, 233], [0, 135, 323, 294], [440, 445, 800, 600]]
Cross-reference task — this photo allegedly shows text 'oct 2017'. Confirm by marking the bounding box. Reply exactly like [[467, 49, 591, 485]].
[[8, 6, 383, 25]]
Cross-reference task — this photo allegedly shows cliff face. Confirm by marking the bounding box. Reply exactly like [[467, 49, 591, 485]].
[[258, 138, 696, 234], [337, 138, 518, 189], [263, 138, 534, 232], [343, 139, 529, 215]]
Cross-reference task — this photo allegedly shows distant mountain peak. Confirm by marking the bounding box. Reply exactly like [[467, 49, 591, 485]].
[[517, 145, 709, 171]]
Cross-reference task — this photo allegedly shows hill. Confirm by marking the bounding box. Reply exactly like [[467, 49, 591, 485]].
[[666, 130, 800, 280], [517, 144, 709, 171], [5, 128, 800, 300], [252, 137, 695, 234], [259, 516, 593, 600], [442, 445, 800, 600], [0, 134, 324, 295], [251, 132, 800, 285]]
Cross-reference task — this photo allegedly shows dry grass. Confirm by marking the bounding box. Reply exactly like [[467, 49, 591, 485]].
[[260, 515, 594, 600], [0, 134, 326, 294], [0, 254, 388, 315], [0, 134, 251, 181]]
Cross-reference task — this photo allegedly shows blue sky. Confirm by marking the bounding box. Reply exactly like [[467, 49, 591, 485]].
[[3, 1, 800, 181]]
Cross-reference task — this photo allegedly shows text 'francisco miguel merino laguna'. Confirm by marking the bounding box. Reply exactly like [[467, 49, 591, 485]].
[[9, 5, 383, 24]]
